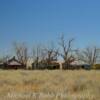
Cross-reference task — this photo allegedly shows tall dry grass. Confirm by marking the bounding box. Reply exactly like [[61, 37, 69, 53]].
[[0, 70, 100, 100]]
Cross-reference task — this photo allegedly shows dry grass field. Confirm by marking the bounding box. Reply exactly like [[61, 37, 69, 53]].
[[0, 70, 100, 100]]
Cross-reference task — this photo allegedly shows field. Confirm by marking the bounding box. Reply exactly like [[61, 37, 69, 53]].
[[0, 70, 100, 100]]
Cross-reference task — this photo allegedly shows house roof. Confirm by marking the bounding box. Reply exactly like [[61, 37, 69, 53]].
[[6, 56, 23, 66], [70, 60, 87, 65]]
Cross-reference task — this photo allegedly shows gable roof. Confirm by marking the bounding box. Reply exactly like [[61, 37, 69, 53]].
[[6, 56, 23, 66]]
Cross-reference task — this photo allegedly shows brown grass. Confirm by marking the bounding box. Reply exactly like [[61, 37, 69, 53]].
[[0, 70, 100, 100]]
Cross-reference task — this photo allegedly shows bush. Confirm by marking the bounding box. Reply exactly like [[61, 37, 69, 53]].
[[62, 63, 82, 70], [32, 62, 47, 70], [32, 62, 60, 70], [47, 63, 60, 70], [92, 64, 100, 69]]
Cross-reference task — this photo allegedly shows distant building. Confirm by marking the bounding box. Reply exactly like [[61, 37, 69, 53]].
[[4, 56, 26, 69], [70, 60, 91, 70]]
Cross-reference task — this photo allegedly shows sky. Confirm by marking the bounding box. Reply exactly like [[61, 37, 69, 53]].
[[0, 0, 100, 56]]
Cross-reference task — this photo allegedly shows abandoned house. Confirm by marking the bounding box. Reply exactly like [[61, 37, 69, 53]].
[[3, 56, 26, 69]]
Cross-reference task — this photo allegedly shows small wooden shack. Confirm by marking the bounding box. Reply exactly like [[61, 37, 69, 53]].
[[4, 56, 26, 69]]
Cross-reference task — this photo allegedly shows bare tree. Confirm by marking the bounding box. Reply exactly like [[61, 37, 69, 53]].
[[13, 42, 28, 66], [59, 34, 75, 65], [32, 44, 42, 63], [0, 55, 10, 63], [44, 44, 59, 63], [32, 44, 49, 69], [76, 46, 100, 65], [32, 43, 59, 63]]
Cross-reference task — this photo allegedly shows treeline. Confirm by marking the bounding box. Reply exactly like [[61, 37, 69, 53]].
[[0, 34, 100, 70]]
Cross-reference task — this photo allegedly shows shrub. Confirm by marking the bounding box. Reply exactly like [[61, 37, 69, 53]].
[[92, 64, 100, 69], [47, 63, 60, 70]]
